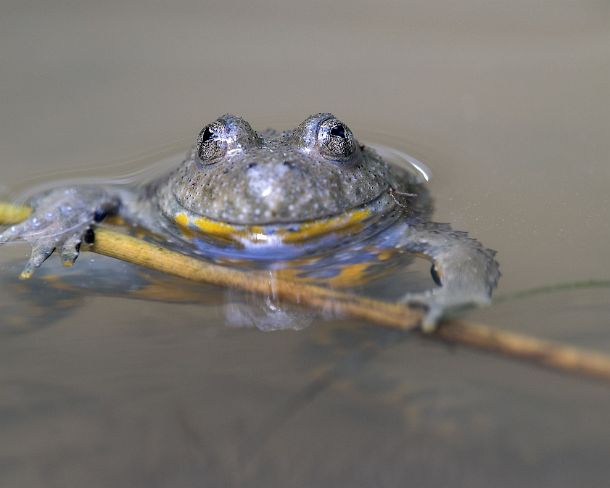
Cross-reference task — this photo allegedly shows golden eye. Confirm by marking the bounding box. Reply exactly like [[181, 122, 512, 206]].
[[318, 118, 356, 159], [197, 121, 227, 163]]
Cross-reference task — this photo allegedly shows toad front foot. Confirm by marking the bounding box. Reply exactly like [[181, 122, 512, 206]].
[[0, 187, 120, 278], [396, 221, 500, 332], [401, 286, 493, 333]]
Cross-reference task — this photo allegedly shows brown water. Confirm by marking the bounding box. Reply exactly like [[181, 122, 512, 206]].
[[1, 1, 610, 486]]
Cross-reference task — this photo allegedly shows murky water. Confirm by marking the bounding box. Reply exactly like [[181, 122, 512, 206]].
[[1, 1, 609, 486]]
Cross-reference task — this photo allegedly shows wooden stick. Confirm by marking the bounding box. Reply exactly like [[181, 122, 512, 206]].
[[0, 202, 32, 225], [2, 201, 610, 381], [435, 321, 610, 381], [90, 228, 425, 330]]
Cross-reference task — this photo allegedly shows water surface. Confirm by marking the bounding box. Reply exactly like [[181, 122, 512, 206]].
[[1, 1, 609, 486]]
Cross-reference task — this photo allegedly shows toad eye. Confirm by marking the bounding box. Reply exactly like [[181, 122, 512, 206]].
[[196, 115, 260, 164], [318, 118, 356, 159], [197, 121, 227, 163]]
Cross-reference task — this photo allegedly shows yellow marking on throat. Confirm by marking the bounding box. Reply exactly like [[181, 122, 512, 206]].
[[193, 216, 238, 237], [173, 208, 371, 243], [280, 209, 370, 243], [174, 213, 189, 227]]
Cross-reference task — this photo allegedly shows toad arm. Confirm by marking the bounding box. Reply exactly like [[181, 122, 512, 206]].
[[396, 221, 500, 331], [0, 185, 143, 278]]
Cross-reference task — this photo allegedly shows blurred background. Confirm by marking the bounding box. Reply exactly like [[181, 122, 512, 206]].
[[0, 1, 609, 486]]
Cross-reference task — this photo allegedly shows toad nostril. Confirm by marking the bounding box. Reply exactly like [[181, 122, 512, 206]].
[[247, 162, 258, 170], [283, 160, 296, 169]]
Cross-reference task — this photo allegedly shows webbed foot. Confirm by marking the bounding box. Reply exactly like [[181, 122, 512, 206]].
[[401, 287, 492, 333], [0, 187, 118, 278], [394, 221, 500, 332]]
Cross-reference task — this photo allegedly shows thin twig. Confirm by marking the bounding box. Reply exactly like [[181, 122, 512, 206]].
[[435, 321, 610, 381], [90, 228, 425, 330], [2, 201, 610, 382], [0, 202, 31, 225]]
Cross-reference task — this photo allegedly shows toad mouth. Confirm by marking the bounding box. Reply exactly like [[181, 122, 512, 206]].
[[171, 193, 395, 244]]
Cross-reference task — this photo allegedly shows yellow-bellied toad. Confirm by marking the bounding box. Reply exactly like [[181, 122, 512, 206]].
[[0, 113, 500, 329]]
